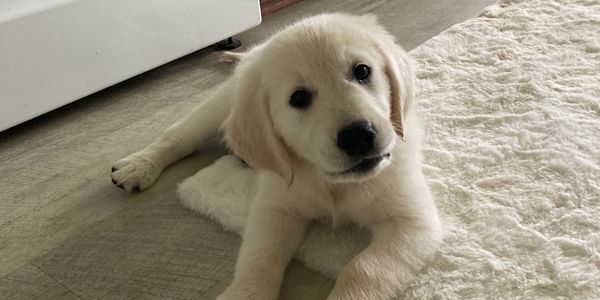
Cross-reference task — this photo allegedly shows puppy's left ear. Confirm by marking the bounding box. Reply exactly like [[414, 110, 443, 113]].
[[368, 19, 415, 140]]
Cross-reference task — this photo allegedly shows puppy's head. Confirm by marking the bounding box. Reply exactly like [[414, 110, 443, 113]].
[[225, 14, 414, 183]]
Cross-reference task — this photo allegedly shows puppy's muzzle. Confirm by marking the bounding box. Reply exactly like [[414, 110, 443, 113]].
[[336, 120, 376, 157], [333, 120, 392, 176]]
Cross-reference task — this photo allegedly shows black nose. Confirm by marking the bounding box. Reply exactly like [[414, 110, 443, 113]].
[[337, 120, 376, 156]]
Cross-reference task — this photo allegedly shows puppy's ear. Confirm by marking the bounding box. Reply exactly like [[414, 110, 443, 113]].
[[384, 46, 414, 140], [224, 75, 293, 184], [370, 23, 415, 140]]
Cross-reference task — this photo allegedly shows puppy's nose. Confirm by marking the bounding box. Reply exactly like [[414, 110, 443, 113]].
[[337, 120, 376, 156]]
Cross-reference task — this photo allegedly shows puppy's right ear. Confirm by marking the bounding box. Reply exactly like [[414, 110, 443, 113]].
[[224, 75, 293, 184]]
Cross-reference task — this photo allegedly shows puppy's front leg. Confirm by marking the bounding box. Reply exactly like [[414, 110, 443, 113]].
[[328, 218, 442, 300], [218, 194, 308, 300], [111, 83, 233, 192]]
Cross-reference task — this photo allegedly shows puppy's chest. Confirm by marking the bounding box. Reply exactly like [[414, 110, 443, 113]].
[[296, 182, 377, 228]]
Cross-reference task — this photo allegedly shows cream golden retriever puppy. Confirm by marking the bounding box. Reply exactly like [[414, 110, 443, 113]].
[[111, 14, 442, 299]]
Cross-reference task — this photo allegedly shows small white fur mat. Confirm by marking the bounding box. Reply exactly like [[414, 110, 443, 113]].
[[179, 0, 600, 298]]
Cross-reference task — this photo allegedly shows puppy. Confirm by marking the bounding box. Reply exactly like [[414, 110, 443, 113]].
[[111, 14, 442, 299]]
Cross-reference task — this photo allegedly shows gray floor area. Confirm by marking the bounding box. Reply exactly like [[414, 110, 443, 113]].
[[0, 0, 496, 299]]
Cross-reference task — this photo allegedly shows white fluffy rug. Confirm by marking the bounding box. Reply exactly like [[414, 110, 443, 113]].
[[179, 0, 600, 298]]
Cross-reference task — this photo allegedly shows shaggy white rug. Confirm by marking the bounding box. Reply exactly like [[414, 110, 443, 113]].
[[179, 0, 600, 298]]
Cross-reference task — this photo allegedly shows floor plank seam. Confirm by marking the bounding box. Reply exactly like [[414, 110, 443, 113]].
[[31, 263, 84, 300]]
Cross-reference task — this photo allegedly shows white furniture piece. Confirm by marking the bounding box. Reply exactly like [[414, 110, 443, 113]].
[[0, 0, 261, 131]]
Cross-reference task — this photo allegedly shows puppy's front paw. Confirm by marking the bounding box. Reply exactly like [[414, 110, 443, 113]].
[[111, 153, 161, 192]]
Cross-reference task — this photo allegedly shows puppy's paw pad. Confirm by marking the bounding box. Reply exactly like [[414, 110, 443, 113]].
[[110, 154, 161, 192]]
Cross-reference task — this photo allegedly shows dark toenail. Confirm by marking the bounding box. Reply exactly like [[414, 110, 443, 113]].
[[133, 186, 140, 192], [117, 183, 124, 190], [112, 179, 117, 184], [112, 166, 118, 172]]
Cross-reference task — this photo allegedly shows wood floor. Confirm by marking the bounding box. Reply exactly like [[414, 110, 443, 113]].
[[0, 0, 496, 299]]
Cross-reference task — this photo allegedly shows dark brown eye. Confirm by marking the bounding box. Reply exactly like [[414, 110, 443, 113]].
[[290, 89, 312, 109], [353, 64, 371, 82]]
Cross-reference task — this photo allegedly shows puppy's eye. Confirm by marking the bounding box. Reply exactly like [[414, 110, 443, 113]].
[[353, 64, 371, 83], [290, 89, 312, 109]]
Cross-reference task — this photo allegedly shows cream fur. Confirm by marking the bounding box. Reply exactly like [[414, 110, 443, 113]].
[[111, 14, 442, 299]]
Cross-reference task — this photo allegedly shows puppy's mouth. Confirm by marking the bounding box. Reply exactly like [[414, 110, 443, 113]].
[[344, 153, 390, 174], [329, 152, 391, 176]]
